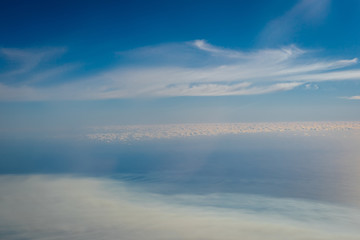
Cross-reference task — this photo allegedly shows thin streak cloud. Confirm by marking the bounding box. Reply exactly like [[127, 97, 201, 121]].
[[342, 95, 360, 100]]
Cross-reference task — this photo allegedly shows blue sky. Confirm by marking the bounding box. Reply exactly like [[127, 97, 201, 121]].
[[1, 0, 360, 129]]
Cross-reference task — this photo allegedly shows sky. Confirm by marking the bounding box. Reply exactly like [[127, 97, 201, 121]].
[[0, 0, 360, 131]]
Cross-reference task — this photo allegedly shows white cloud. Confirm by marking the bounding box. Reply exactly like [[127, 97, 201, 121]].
[[0, 40, 359, 101], [342, 95, 360, 100], [192, 39, 245, 58], [1, 175, 359, 240], [152, 82, 303, 97], [305, 83, 319, 90]]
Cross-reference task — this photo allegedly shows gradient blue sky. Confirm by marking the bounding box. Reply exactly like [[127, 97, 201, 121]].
[[1, 0, 360, 130]]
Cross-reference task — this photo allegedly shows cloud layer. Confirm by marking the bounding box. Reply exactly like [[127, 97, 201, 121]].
[[1, 175, 360, 240], [86, 121, 360, 142], [1, 40, 360, 100]]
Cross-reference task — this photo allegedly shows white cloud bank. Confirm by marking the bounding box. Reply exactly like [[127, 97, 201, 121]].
[[86, 121, 360, 142], [1, 175, 360, 240], [1, 40, 360, 100]]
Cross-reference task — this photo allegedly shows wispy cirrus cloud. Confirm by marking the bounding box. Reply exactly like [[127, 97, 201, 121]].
[[0, 47, 78, 85], [0, 40, 359, 101], [0, 47, 66, 75], [258, 0, 331, 45]]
